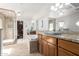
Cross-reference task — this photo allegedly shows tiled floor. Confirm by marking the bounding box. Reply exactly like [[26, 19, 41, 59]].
[[2, 39, 41, 56]]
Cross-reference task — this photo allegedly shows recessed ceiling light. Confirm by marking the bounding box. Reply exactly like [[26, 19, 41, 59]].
[[51, 6, 54, 10], [59, 12, 64, 16], [17, 12, 21, 16], [76, 21, 79, 26], [56, 3, 60, 7], [65, 3, 70, 5], [32, 20, 35, 23], [51, 6, 57, 11], [59, 4, 64, 8]]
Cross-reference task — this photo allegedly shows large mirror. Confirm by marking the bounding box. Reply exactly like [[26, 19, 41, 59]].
[[48, 18, 56, 31]]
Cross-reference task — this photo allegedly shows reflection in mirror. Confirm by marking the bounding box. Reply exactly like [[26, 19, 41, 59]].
[[49, 23, 54, 31], [48, 19, 56, 31], [58, 21, 64, 31]]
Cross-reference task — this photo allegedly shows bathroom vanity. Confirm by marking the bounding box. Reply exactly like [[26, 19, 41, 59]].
[[38, 32, 79, 56]]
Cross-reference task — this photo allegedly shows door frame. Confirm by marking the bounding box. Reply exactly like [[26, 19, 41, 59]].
[[16, 20, 24, 39]]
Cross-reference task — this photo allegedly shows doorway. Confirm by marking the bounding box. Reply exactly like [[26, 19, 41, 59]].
[[17, 21, 23, 39]]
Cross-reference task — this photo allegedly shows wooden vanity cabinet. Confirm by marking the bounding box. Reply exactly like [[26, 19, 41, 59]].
[[46, 36, 57, 56], [38, 34, 57, 56], [42, 39, 57, 56], [48, 43, 57, 56], [38, 34, 43, 54], [58, 47, 75, 56], [58, 39, 79, 56], [38, 33, 79, 56], [42, 40, 49, 56]]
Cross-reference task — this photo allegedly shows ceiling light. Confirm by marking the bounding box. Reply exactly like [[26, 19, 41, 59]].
[[16, 10, 21, 16], [76, 21, 79, 26], [59, 12, 64, 16], [51, 6, 57, 11], [56, 3, 60, 7], [51, 6, 55, 10], [17, 12, 21, 16], [32, 20, 35, 23], [59, 4, 64, 8], [65, 3, 70, 5]]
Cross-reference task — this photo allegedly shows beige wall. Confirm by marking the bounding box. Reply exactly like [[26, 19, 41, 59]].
[[0, 14, 14, 40], [5, 17, 14, 39]]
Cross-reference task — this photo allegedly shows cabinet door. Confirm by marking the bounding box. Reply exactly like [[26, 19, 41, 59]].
[[58, 47, 76, 56], [38, 34, 43, 54], [58, 39, 79, 55], [38, 34, 42, 40], [42, 40, 48, 56], [48, 43, 57, 56], [39, 40, 43, 54]]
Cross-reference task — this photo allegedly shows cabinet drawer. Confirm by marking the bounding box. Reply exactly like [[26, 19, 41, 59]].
[[38, 34, 42, 39], [42, 35, 46, 40], [58, 47, 76, 56], [39, 40, 43, 54], [48, 43, 57, 56], [46, 36, 57, 45], [58, 39, 79, 55], [42, 40, 49, 56]]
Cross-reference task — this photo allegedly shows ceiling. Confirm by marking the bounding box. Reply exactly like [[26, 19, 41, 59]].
[[0, 3, 79, 20], [49, 3, 79, 18], [0, 3, 52, 20]]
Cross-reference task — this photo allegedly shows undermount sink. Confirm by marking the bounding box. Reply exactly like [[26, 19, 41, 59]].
[[44, 31, 61, 35]]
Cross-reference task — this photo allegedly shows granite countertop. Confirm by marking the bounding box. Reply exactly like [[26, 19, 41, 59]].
[[51, 34, 79, 43], [38, 32, 79, 44]]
